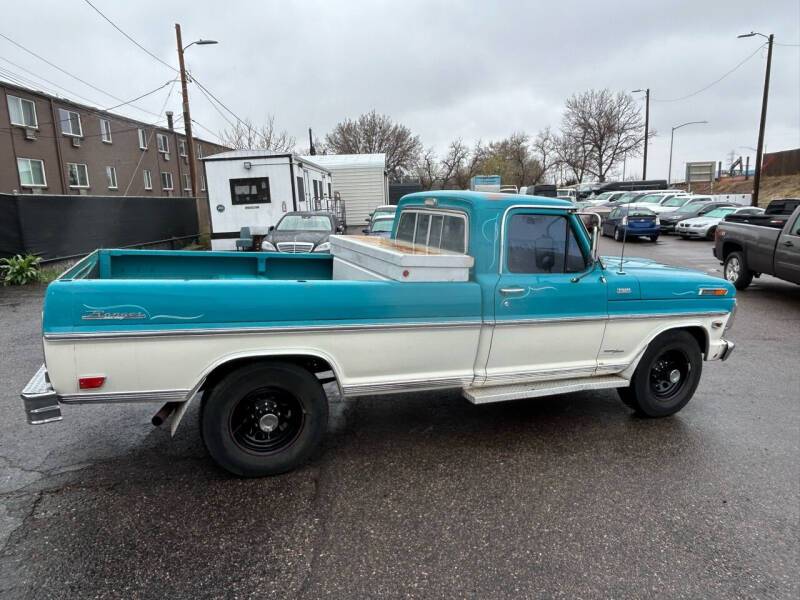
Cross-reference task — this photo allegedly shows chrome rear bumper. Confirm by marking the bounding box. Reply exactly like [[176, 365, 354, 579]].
[[21, 364, 62, 424]]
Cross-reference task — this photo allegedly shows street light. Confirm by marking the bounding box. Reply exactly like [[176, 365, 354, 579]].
[[632, 88, 650, 179], [738, 30, 774, 206], [668, 120, 708, 185], [175, 24, 218, 233]]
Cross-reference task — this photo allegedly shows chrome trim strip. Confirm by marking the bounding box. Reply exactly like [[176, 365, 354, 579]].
[[44, 320, 484, 341], [606, 311, 728, 320], [59, 389, 190, 404], [342, 376, 471, 396], [45, 311, 731, 341]]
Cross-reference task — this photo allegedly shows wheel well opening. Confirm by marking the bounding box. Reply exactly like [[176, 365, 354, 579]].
[[683, 326, 708, 357], [721, 241, 743, 260], [199, 354, 338, 397]]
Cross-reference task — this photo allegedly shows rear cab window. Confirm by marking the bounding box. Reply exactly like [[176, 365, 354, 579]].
[[395, 209, 468, 254]]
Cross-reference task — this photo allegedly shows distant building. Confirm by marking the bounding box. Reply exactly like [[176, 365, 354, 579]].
[[0, 80, 228, 197]]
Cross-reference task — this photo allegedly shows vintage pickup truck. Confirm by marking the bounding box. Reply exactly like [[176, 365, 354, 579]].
[[22, 191, 737, 476]]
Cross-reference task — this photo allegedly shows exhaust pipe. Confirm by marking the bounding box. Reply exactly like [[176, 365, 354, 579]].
[[151, 402, 181, 427]]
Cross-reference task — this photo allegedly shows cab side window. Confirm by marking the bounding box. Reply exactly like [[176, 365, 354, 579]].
[[507, 214, 588, 274]]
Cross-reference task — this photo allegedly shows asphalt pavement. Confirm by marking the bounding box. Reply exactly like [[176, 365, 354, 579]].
[[1, 235, 798, 599]]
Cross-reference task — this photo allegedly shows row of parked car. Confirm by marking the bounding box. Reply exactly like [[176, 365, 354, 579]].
[[579, 190, 766, 242]]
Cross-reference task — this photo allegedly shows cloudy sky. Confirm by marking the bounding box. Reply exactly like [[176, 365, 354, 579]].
[[3, 0, 799, 181]]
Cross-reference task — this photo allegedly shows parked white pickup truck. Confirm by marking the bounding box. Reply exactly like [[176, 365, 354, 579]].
[[22, 191, 737, 476]]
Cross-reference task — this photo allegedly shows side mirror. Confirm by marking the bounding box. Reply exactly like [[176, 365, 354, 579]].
[[362, 228, 369, 234], [577, 211, 602, 262], [268, 225, 275, 232]]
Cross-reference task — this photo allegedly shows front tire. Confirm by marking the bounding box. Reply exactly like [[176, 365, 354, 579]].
[[724, 251, 753, 290], [201, 362, 329, 477], [614, 227, 623, 241], [649, 234, 659, 242], [617, 330, 703, 417]]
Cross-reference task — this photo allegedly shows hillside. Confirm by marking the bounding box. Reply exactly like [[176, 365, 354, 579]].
[[675, 174, 800, 206]]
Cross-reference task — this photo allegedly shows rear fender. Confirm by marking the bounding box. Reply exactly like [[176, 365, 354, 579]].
[[169, 349, 344, 435]]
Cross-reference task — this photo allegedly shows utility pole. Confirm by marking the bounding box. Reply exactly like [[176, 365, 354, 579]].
[[752, 34, 773, 207], [176, 23, 205, 233], [632, 88, 650, 179]]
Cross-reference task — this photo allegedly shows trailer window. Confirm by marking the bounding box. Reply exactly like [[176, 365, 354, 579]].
[[230, 177, 271, 205], [395, 209, 467, 254]]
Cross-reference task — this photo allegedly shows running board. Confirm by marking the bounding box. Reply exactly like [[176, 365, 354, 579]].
[[463, 375, 630, 405]]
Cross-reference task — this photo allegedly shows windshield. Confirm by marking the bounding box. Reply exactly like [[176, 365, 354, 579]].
[[373, 206, 396, 217], [662, 196, 690, 207], [703, 208, 736, 218], [371, 218, 394, 233], [616, 193, 646, 204], [637, 194, 665, 204], [277, 215, 332, 231], [627, 208, 655, 217], [676, 202, 706, 213]]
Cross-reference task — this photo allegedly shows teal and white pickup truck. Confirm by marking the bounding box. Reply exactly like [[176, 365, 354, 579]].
[[22, 191, 736, 476]]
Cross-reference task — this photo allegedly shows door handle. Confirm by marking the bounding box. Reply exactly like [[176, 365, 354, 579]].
[[499, 287, 526, 296], [782, 240, 794, 247]]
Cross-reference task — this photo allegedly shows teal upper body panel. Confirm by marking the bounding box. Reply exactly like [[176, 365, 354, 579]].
[[42, 191, 735, 335]]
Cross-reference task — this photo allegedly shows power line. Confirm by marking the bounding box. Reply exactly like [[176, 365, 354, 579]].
[[77, 2, 248, 132], [81, 0, 178, 73], [191, 76, 247, 126], [0, 31, 164, 119], [0, 75, 174, 131], [652, 43, 766, 103], [193, 81, 236, 129], [0, 56, 107, 107]]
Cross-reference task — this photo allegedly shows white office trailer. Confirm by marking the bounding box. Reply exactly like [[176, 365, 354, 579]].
[[299, 154, 388, 229], [203, 150, 332, 250]]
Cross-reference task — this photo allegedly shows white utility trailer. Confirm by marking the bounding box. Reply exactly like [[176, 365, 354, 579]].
[[299, 154, 388, 230], [203, 150, 332, 250]]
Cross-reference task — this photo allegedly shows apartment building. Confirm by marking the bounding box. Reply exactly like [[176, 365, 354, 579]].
[[0, 80, 228, 197]]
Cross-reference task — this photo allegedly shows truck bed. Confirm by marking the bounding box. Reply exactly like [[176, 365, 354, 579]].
[[46, 249, 483, 336], [63, 249, 335, 281]]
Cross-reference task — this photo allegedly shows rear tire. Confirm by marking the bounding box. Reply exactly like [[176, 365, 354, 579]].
[[650, 234, 659, 242], [614, 227, 622, 241], [201, 362, 328, 477], [617, 330, 703, 417], [724, 251, 753, 290]]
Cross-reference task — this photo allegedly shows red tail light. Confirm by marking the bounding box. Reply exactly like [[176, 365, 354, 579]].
[[79, 376, 106, 389]]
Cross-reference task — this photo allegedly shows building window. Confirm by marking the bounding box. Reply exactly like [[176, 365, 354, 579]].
[[67, 163, 89, 188], [138, 128, 148, 150], [106, 166, 118, 189], [58, 109, 83, 137], [100, 119, 112, 143], [156, 133, 169, 154], [183, 173, 191, 191], [200, 175, 206, 191], [161, 171, 173, 191], [196, 142, 203, 158], [230, 177, 271, 205], [143, 169, 153, 190], [179, 140, 187, 157], [16, 158, 46, 187], [7, 95, 38, 128]]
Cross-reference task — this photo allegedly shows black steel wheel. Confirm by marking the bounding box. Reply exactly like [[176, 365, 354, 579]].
[[229, 387, 305, 455], [617, 330, 702, 417], [202, 362, 328, 477]]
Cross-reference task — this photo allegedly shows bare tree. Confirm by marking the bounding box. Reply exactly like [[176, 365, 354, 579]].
[[560, 89, 646, 182], [531, 127, 556, 184], [219, 116, 296, 152], [325, 110, 422, 180], [438, 139, 471, 188], [482, 133, 542, 187], [415, 147, 440, 190], [554, 130, 591, 183]]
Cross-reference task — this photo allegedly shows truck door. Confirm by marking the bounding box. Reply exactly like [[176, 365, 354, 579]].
[[485, 209, 607, 384], [774, 211, 800, 284]]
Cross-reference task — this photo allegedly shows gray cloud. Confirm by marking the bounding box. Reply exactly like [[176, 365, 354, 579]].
[[3, 0, 798, 180]]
